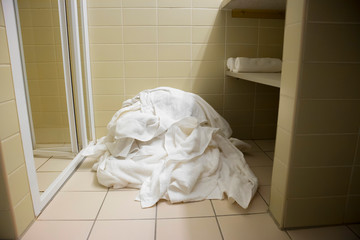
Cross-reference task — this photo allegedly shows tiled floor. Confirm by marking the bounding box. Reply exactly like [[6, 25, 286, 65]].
[[34, 156, 73, 194], [22, 140, 360, 240]]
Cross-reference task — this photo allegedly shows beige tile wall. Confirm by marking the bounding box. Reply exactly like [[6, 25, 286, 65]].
[[270, 0, 360, 228], [0, 2, 34, 238], [87, 0, 284, 139], [18, 0, 70, 144]]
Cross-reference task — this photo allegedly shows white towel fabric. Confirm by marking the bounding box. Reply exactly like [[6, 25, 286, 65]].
[[233, 57, 282, 73], [83, 87, 258, 208], [226, 57, 235, 72]]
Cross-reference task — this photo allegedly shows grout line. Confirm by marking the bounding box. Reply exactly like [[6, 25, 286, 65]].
[[210, 200, 224, 240], [154, 202, 158, 240], [346, 225, 360, 239], [86, 188, 109, 240]]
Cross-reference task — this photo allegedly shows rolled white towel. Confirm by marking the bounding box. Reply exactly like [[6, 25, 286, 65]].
[[233, 57, 282, 73], [226, 57, 235, 72]]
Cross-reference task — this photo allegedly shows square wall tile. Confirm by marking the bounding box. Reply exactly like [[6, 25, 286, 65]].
[[223, 110, 253, 126], [94, 111, 115, 127], [212, 193, 267, 215], [226, 44, 258, 58], [300, 63, 360, 99], [0, 66, 15, 102], [124, 44, 157, 61], [87, 0, 122, 7], [269, 187, 286, 225], [123, 9, 156, 26], [90, 44, 123, 61], [158, 45, 191, 61], [91, 62, 123, 78], [280, 61, 300, 98], [191, 61, 224, 78], [97, 191, 155, 220], [122, 0, 156, 8], [0, 100, 19, 139], [350, 166, 360, 194], [93, 95, 124, 111], [288, 167, 351, 198], [259, 28, 284, 45], [89, 220, 154, 240], [0, 28, 10, 64], [158, 0, 191, 8], [13, 194, 34, 237], [157, 217, 222, 240], [224, 78, 255, 95], [304, 23, 360, 62], [125, 78, 157, 95], [123, 27, 157, 44], [8, 165, 29, 206], [288, 225, 359, 240], [277, 95, 295, 132], [226, 13, 258, 27], [345, 196, 360, 223], [22, 221, 93, 240], [308, 0, 360, 22], [87, 9, 122, 26], [192, 27, 225, 44], [282, 23, 302, 62], [158, 62, 191, 78], [274, 127, 292, 166], [158, 78, 192, 92], [157, 200, 214, 218], [226, 27, 258, 44], [285, 0, 305, 25], [125, 62, 157, 78], [218, 214, 290, 240], [192, 0, 222, 8], [92, 79, 124, 95], [271, 159, 288, 196], [89, 27, 122, 44], [1, 133, 25, 174], [192, 77, 223, 94], [158, 27, 191, 43], [296, 99, 360, 134], [192, 44, 225, 61], [158, 9, 191, 26], [285, 197, 346, 228], [192, 9, 225, 26], [0, 210, 15, 239], [292, 134, 358, 167], [39, 192, 106, 220]]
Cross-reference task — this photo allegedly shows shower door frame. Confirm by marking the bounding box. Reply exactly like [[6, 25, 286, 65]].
[[2, 0, 95, 216]]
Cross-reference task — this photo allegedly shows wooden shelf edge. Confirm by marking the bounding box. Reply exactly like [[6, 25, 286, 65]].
[[226, 71, 281, 88]]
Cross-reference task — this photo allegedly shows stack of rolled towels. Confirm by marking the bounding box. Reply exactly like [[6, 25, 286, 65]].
[[227, 57, 282, 73]]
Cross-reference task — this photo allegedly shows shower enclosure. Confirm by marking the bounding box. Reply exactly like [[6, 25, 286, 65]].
[[3, 0, 94, 215]]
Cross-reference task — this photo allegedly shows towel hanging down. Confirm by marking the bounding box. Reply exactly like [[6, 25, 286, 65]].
[[83, 87, 258, 208]]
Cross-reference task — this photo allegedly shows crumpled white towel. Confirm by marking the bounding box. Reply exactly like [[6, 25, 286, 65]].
[[233, 57, 282, 73], [226, 57, 235, 71], [82, 87, 258, 208]]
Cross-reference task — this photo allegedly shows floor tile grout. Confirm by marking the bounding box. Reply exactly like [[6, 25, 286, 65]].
[[86, 189, 110, 240], [154, 203, 158, 240], [210, 200, 224, 240], [346, 225, 360, 239]]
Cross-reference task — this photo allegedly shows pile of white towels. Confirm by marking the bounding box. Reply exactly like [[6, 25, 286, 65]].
[[227, 57, 282, 73], [83, 87, 258, 209]]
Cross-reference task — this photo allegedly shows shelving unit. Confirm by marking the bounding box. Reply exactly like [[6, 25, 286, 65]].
[[226, 71, 281, 88]]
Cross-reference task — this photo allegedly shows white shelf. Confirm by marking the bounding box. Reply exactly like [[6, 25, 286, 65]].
[[226, 71, 281, 88], [221, 0, 286, 10]]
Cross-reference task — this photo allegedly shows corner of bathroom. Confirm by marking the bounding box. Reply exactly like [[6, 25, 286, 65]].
[[0, 0, 360, 239]]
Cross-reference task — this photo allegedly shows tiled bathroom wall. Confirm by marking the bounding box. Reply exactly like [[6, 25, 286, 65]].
[[0, 2, 35, 238], [270, 0, 360, 228], [86, 0, 284, 139], [17, 0, 70, 144]]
